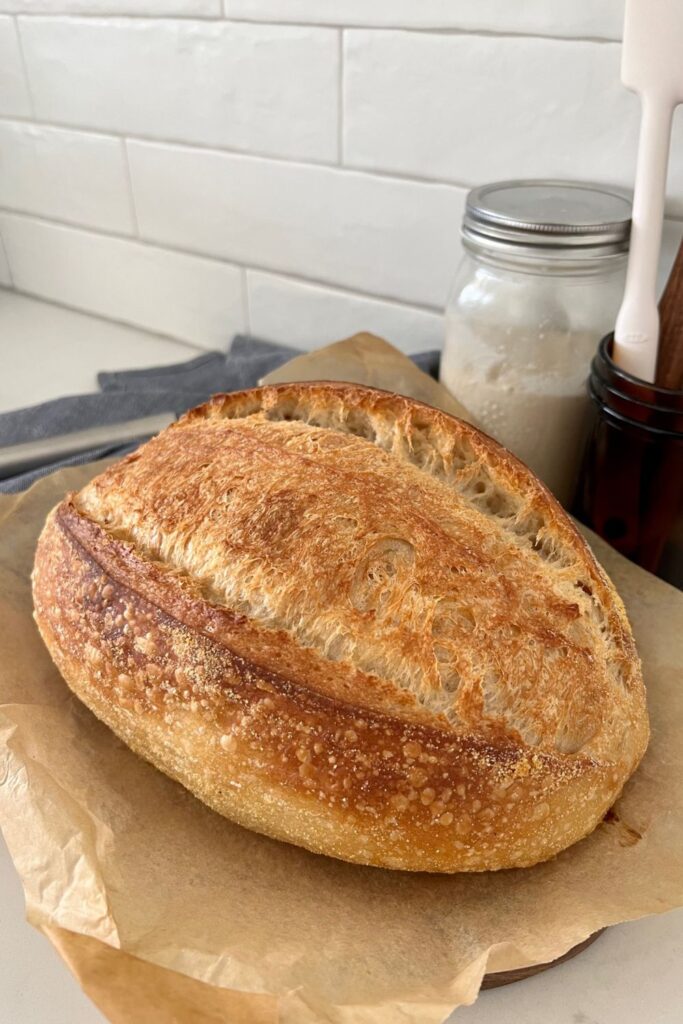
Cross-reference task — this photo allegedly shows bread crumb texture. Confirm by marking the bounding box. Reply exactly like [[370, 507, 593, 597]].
[[32, 383, 649, 871]]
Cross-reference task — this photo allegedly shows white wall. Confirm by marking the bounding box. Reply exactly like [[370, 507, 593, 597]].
[[0, 1, 681, 352]]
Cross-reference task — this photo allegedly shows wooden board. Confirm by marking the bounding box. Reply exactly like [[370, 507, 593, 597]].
[[481, 929, 605, 990]]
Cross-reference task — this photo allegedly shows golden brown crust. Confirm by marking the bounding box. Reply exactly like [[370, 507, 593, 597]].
[[32, 382, 649, 871]]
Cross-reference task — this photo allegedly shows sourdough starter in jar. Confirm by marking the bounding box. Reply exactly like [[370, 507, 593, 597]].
[[441, 181, 631, 506]]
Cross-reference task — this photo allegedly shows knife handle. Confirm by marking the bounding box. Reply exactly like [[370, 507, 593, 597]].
[[0, 411, 175, 479]]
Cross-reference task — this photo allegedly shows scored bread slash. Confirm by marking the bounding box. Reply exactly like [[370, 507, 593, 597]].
[[32, 382, 649, 872]]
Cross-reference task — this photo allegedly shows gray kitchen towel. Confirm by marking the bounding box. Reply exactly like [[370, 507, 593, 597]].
[[0, 336, 440, 493]]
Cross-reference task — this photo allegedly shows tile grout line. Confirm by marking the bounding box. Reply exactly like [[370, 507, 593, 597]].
[[0, 206, 447, 313], [10, 110, 683, 221], [0, 233, 15, 289], [5, 12, 621, 43], [6, 114, 681, 213], [121, 138, 140, 237], [12, 15, 36, 120], [227, 22, 620, 45], [6, 201, 683, 312], [5, 114, 677, 209], [0, 113, 472, 191]]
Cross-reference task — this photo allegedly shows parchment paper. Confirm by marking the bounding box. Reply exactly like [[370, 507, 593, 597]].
[[1, 337, 682, 1024], [260, 332, 477, 424]]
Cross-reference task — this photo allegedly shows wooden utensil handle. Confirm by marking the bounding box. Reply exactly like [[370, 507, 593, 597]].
[[656, 237, 683, 390]]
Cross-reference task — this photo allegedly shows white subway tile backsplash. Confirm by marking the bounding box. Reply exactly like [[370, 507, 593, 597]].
[[19, 18, 338, 162], [343, 33, 683, 218], [128, 142, 466, 308], [248, 271, 442, 352], [227, 0, 622, 40], [0, 213, 245, 347], [6, 0, 678, 363], [344, 32, 674, 205], [0, 122, 134, 232], [0, 17, 31, 117], [658, 219, 683, 296], [0, 1, 220, 13]]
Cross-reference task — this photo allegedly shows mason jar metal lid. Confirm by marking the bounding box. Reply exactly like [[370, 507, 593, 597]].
[[463, 180, 632, 259]]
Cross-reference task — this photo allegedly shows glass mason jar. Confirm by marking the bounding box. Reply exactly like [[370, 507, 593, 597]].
[[574, 334, 683, 589], [441, 180, 631, 507]]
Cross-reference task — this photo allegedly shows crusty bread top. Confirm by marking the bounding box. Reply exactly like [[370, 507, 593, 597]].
[[72, 382, 643, 774]]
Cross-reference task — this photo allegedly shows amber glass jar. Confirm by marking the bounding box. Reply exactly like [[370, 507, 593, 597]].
[[573, 334, 683, 588]]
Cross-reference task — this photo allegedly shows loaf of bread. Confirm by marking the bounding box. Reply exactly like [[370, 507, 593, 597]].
[[32, 383, 649, 872]]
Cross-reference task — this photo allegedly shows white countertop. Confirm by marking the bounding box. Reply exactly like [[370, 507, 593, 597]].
[[0, 290, 201, 415], [1, 290, 681, 1024]]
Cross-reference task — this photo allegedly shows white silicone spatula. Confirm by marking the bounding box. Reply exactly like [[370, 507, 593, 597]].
[[613, 0, 683, 381]]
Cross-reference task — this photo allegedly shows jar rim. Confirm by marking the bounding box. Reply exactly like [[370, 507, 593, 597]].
[[598, 334, 683, 401], [462, 228, 629, 265], [463, 179, 632, 260], [589, 334, 683, 438]]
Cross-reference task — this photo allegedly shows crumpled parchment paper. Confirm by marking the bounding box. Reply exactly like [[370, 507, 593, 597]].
[[0, 336, 681, 1024]]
